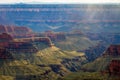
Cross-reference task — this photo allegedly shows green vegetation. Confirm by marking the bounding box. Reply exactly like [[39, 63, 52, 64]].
[[0, 75, 14, 80], [82, 56, 120, 72], [0, 60, 50, 76], [62, 71, 120, 80], [55, 35, 98, 51], [62, 54, 120, 80], [0, 43, 87, 80], [62, 72, 108, 80], [10, 46, 86, 65], [82, 56, 111, 71]]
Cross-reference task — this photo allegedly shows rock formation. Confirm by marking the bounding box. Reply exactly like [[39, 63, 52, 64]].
[[0, 25, 33, 38], [103, 45, 120, 56], [108, 60, 120, 76]]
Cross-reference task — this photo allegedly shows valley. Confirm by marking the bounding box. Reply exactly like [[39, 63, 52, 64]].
[[0, 4, 120, 80], [0, 24, 120, 80], [0, 25, 88, 80]]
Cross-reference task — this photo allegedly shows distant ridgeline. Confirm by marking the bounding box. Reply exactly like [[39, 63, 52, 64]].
[[0, 4, 120, 33]]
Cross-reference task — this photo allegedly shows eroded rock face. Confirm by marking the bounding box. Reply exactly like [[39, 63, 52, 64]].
[[45, 31, 66, 41], [49, 64, 68, 76], [84, 43, 106, 61], [8, 42, 38, 53], [103, 45, 120, 56], [0, 48, 13, 59], [0, 25, 32, 33], [0, 32, 52, 59], [0, 33, 13, 59], [100, 45, 120, 77], [108, 60, 120, 76], [0, 25, 33, 38], [61, 56, 87, 71], [0, 33, 13, 47]]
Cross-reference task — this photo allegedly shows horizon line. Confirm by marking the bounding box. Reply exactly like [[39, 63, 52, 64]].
[[0, 2, 120, 5]]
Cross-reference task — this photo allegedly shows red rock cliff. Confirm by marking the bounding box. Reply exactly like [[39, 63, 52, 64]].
[[103, 45, 120, 56]]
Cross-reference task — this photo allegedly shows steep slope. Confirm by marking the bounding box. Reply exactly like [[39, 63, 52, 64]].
[[0, 75, 14, 80], [62, 56, 120, 80], [82, 44, 120, 72], [55, 35, 98, 51], [82, 56, 111, 71], [0, 41, 87, 80], [62, 45, 120, 80], [62, 72, 108, 80]]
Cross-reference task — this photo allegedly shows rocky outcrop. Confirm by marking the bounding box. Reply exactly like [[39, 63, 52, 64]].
[[49, 64, 68, 76], [0, 48, 13, 59], [103, 45, 120, 76], [84, 43, 106, 61], [8, 42, 38, 53], [45, 31, 66, 41], [0, 32, 53, 59], [0, 25, 67, 46], [62, 56, 87, 71], [0, 33, 13, 47], [108, 60, 120, 76], [0, 25, 33, 38], [0, 33, 13, 59], [0, 25, 32, 33], [103, 45, 120, 56]]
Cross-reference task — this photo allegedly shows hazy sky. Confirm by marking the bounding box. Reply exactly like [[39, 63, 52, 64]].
[[0, 0, 120, 4]]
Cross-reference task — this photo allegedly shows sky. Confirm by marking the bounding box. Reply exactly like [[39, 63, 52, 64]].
[[0, 0, 120, 4]]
